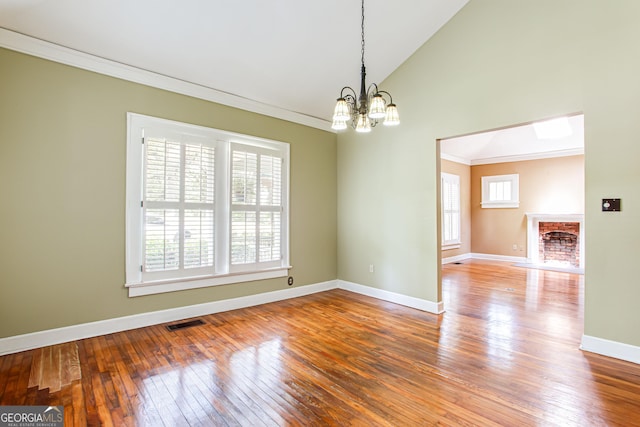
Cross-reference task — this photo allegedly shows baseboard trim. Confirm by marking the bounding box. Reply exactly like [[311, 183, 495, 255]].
[[442, 253, 473, 264], [337, 280, 444, 314], [441, 252, 527, 264], [580, 335, 640, 365], [0, 280, 338, 356], [469, 253, 527, 263], [0, 279, 444, 355]]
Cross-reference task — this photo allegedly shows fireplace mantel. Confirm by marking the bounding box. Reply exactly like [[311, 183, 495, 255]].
[[526, 213, 585, 269]]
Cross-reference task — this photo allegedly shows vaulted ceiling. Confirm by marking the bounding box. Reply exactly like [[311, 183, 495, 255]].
[[0, 0, 583, 160], [0, 0, 468, 123]]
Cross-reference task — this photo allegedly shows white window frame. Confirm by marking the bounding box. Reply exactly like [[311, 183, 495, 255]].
[[481, 174, 519, 208], [125, 113, 290, 297], [441, 173, 461, 250]]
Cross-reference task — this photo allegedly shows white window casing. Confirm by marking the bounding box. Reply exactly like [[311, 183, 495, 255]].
[[442, 172, 461, 250], [481, 174, 519, 208], [125, 113, 290, 297]]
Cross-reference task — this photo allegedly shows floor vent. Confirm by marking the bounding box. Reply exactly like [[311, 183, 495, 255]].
[[166, 319, 205, 331]]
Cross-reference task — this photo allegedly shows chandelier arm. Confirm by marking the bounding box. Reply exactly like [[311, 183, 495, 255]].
[[340, 87, 358, 101], [375, 90, 394, 104], [330, 0, 398, 132], [366, 83, 380, 97]]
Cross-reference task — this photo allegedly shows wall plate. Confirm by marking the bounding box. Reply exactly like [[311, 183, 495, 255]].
[[602, 199, 621, 212]]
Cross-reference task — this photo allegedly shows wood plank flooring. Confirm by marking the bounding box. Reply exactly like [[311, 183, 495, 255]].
[[1, 260, 640, 425]]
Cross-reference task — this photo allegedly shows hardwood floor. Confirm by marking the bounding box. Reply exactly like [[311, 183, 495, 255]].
[[1, 260, 640, 426]]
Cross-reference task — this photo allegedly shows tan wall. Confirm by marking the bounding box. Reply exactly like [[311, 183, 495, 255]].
[[0, 48, 337, 338], [470, 155, 584, 257], [440, 159, 471, 258]]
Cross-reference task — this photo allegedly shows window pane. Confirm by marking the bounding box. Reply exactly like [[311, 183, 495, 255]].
[[452, 212, 460, 240], [442, 173, 460, 245], [184, 209, 214, 268], [452, 183, 460, 210], [259, 211, 281, 262], [260, 155, 282, 206], [145, 138, 181, 202], [232, 151, 257, 205], [443, 181, 451, 209], [185, 144, 215, 203], [489, 182, 497, 201], [503, 181, 511, 200], [144, 209, 179, 271], [443, 215, 451, 241], [231, 211, 257, 264]]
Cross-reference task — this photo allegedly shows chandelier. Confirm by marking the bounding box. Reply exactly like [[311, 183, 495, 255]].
[[331, 0, 400, 133]]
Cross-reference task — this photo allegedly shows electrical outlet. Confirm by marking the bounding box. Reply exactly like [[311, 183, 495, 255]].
[[369, 264, 374, 273], [512, 244, 518, 251], [287, 276, 294, 286]]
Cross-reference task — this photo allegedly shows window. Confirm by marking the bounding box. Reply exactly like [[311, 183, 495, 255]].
[[481, 174, 519, 208], [126, 113, 289, 296], [441, 173, 461, 249]]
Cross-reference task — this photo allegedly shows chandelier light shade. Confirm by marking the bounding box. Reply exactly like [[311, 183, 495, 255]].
[[331, 0, 399, 132]]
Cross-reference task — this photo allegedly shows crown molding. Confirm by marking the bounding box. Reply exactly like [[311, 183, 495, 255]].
[[0, 28, 334, 133], [469, 148, 584, 166], [440, 152, 471, 165]]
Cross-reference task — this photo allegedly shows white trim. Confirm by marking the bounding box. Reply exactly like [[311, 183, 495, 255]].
[[442, 243, 461, 251], [442, 253, 472, 264], [469, 148, 584, 166], [126, 113, 291, 296], [441, 252, 527, 264], [0, 280, 338, 356], [581, 335, 640, 365], [127, 268, 290, 297], [0, 279, 447, 355], [481, 174, 519, 209], [0, 28, 332, 132], [337, 280, 444, 314], [440, 152, 471, 165], [470, 253, 527, 263], [441, 172, 461, 247]]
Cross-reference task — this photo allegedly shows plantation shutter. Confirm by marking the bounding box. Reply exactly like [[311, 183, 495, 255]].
[[230, 143, 283, 270], [142, 133, 215, 279], [442, 173, 460, 245]]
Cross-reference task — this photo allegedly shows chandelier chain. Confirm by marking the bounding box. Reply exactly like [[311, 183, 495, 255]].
[[331, 0, 399, 132], [361, 0, 365, 66]]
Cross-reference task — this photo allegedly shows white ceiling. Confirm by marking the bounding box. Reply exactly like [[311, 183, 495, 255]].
[[441, 114, 585, 165], [0, 0, 468, 124]]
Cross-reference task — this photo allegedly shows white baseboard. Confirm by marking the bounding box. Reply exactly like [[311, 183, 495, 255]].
[[337, 280, 444, 314], [0, 280, 337, 356], [469, 253, 527, 263], [442, 253, 472, 264], [441, 252, 527, 264], [580, 335, 640, 365], [0, 279, 444, 356]]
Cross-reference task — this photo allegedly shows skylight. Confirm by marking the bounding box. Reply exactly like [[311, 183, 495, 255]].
[[533, 117, 573, 140]]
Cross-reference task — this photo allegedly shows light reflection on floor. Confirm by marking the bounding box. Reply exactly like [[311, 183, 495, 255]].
[[440, 261, 609, 425]]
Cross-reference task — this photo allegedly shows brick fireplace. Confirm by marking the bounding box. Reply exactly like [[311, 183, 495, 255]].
[[538, 222, 580, 267], [526, 213, 585, 269]]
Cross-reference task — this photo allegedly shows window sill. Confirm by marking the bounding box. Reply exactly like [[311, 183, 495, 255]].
[[125, 267, 291, 297], [442, 243, 461, 251], [481, 201, 520, 209]]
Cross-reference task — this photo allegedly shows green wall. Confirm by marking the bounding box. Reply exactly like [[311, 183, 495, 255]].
[[338, 0, 640, 347], [0, 48, 337, 338]]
